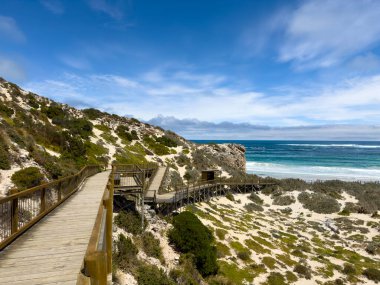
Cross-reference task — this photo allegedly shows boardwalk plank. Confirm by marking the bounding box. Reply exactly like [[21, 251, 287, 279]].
[[0, 171, 110, 284]]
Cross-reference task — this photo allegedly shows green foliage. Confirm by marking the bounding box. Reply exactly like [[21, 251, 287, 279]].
[[156, 135, 177, 147], [342, 263, 356, 275], [137, 264, 175, 285], [248, 193, 263, 205], [266, 272, 286, 285], [225, 192, 235, 201], [170, 254, 203, 285], [114, 211, 146, 235], [42, 103, 65, 119], [215, 228, 228, 240], [0, 102, 15, 117], [116, 125, 139, 141], [298, 192, 340, 214], [94, 124, 110, 132], [363, 268, 380, 282], [244, 203, 264, 212], [114, 233, 138, 270], [143, 135, 171, 155], [279, 178, 308, 191], [273, 195, 295, 206], [27, 94, 39, 109], [11, 167, 44, 190], [237, 251, 250, 261], [293, 264, 312, 279], [0, 135, 10, 170], [82, 108, 105, 120], [142, 232, 163, 260], [183, 168, 200, 183], [169, 211, 218, 276]]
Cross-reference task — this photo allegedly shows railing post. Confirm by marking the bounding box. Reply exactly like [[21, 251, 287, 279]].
[[11, 197, 19, 234], [84, 252, 107, 285], [40, 187, 46, 214]]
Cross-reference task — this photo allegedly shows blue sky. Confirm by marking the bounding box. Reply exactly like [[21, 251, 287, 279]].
[[1, 0, 380, 139]]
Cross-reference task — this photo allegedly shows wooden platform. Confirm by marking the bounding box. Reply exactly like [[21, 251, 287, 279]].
[[0, 170, 111, 285]]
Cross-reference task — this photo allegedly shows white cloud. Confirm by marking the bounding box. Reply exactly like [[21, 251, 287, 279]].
[[0, 58, 25, 81], [86, 0, 125, 20], [23, 69, 380, 128], [147, 116, 380, 140], [59, 55, 90, 69], [40, 0, 64, 14], [0, 16, 25, 43], [279, 0, 380, 69]]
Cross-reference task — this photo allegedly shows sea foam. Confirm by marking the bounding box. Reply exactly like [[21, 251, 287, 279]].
[[247, 161, 380, 182]]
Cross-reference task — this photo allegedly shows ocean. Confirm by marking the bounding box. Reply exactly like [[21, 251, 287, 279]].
[[193, 140, 380, 182]]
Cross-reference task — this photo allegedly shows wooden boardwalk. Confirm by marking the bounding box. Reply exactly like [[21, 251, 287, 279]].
[[146, 166, 167, 199], [0, 170, 111, 285]]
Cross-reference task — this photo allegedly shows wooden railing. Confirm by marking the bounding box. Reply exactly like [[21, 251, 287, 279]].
[[0, 165, 101, 251], [77, 166, 114, 285]]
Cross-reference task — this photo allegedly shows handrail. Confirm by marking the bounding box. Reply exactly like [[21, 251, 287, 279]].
[[0, 165, 101, 251], [77, 167, 114, 285]]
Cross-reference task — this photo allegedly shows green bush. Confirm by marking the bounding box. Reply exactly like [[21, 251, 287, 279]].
[[113, 234, 138, 269], [168, 211, 218, 276], [156, 135, 177, 147], [248, 193, 263, 205], [293, 264, 312, 279], [0, 136, 10, 170], [267, 272, 286, 285], [237, 251, 250, 261], [342, 263, 356, 275], [215, 228, 228, 240], [244, 203, 264, 212], [11, 167, 44, 190], [137, 264, 175, 285], [225, 192, 235, 201], [0, 102, 15, 117], [298, 192, 340, 214], [114, 211, 146, 235], [170, 254, 203, 285], [363, 268, 380, 282], [273, 195, 295, 206], [82, 108, 105, 119], [142, 232, 163, 260]]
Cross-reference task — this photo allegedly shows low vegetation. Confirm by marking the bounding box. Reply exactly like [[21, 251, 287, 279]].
[[11, 167, 44, 190]]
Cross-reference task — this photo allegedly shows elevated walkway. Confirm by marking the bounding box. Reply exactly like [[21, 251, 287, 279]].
[[145, 166, 167, 200], [0, 171, 111, 285]]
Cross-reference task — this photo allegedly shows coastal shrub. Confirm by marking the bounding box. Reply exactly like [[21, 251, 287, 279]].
[[311, 180, 343, 199], [293, 264, 312, 279], [11, 167, 44, 190], [215, 228, 228, 240], [342, 263, 356, 275], [142, 232, 163, 260], [114, 234, 138, 266], [363, 268, 380, 282], [114, 211, 146, 235], [298, 192, 340, 214], [207, 275, 234, 285], [365, 242, 380, 255], [183, 168, 200, 183], [0, 135, 10, 170], [82, 108, 105, 119], [225, 192, 235, 201], [0, 102, 14, 117], [338, 208, 350, 216], [279, 178, 308, 192], [170, 254, 203, 285], [248, 193, 263, 205], [266, 272, 286, 285], [137, 264, 175, 285], [156, 135, 178, 147], [244, 203, 264, 212], [143, 135, 171, 155], [237, 251, 250, 261], [273, 195, 295, 206], [176, 153, 191, 167], [168, 211, 218, 276], [216, 242, 231, 258]]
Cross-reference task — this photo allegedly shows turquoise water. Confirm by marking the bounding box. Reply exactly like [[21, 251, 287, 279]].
[[193, 140, 380, 181]]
